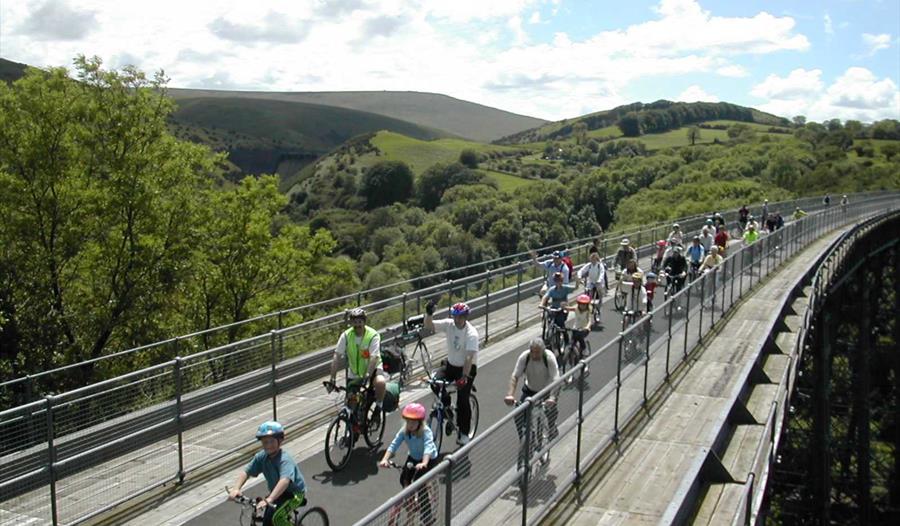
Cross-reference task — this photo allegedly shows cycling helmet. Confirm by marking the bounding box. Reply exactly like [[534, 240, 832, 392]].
[[632, 272, 644, 281], [645, 272, 657, 281], [551, 250, 562, 258], [620, 238, 630, 246], [401, 403, 427, 421], [450, 302, 470, 316], [672, 223, 680, 229], [656, 240, 667, 247], [348, 308, 367, 321], [576, 294, 591, 305], [256, 421, 285, 439]]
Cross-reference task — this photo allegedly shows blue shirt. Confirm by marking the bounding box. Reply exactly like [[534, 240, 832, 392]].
[[388, 426, 438, 461], [245, 449, 306, 495], [543, 284, 576, 309], [686, 245, 705, 263]]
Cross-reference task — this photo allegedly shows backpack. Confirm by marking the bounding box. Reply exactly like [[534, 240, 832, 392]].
[[561, 255, 575, 277]]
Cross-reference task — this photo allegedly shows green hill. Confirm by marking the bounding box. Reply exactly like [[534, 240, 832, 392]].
[[168, 89, 547, 143], [0, 57, 29, 83], [497, 100, 791, 145], [170, 97, 451, 179]]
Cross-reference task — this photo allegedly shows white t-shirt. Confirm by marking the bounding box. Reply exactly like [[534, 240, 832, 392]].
[[578, 261, 606, 288], [334, 329, 381, 379], [432, 319, 479, 367], [512, 349, 560, 393], [569, 307, 591, 331]]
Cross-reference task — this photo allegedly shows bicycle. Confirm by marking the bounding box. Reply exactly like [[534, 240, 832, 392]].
[[539, 305, 567, 356], [660, 268, 686, 318], [385, 461, 439, 526], [425, 377, 480, 455], [586, 285, 603, 327], [558, 327, 591, 377], [225, 487, 329, 526], [322, 378, 385, 471], [613, 274, 633, 311], [620, 309, 648, 363], [513, 400, 551, 491], [383, 314, 434, 388]]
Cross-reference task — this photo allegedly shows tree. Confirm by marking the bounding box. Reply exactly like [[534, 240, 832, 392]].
[[617, 112, 641, 137], [458, 149, 479, 169], [687, 126, 702, 146], [359, 160, 413, 209], [881, 142, 900, 161], [572, 122, 588, 145], [416, 162, 483, 210], [792, 115, 807, 127]]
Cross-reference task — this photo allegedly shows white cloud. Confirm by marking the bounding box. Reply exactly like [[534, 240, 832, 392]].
[[862, 33, 891, 56], [0, 0, 814, 121], [823, 13, 833, 36], [717, 64, 749, 77], [751, 68, 824, 100], [754, 67, 900, 122], [676, 85, 719, 102], [529, 11, 541, 24]]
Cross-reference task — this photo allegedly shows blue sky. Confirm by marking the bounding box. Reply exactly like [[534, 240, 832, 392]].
[[1, 0, 898, 122]]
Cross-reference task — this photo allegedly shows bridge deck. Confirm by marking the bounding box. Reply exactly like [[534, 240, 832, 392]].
[[545, 229, 844, 525]]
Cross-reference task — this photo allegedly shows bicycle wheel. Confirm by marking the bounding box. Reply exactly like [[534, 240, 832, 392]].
[[592, 301, 602, 326], [418, 342, 434, 379], [363, 399, 385, 448], [296, 506, 329, 526], [324, 415, 353, 471], [466, 394, 480, 438], [614, 289, 626, 311], [428, 410, 444, 455]]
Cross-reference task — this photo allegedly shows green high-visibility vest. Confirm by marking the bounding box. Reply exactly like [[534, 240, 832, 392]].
[[345, 326, 379, 377]]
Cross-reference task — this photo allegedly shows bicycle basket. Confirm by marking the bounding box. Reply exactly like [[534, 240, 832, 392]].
[[381, 347, 405, 375]]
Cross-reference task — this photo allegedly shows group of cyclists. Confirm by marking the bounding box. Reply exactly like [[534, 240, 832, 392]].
[[225, 197, 828, 525]]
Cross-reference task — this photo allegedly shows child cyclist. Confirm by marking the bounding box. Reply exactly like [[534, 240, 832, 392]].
[[228, 421, 307, 526], [564, 294, 593, 361], [379, 403, 438, 524]]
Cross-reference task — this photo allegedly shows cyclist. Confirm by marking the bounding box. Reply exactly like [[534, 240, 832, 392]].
[[564, 294, 593, 359], [840, 194, 849, 212], [540, 271, 578, 351], [662, 245, 688, 293], [626, 272, 648, 315], [228, 422, 306, 526], [613, 239, 637, 273], [686, 236, 706, 278], [714, 226, 729, 256], [505, 338, 560, 441], [378, 403, 438, 525], [743, 223, 760, 245], [793, 206, 807, 220], [823, 194, 831, 207], [713, 212, 726, 230], [738, 205, 750, 232], [667, 223, 684, 248], [644, 272, 659, 312], [765, 213, 777, 234], [577, 251, 606, 313], [328, 308, 389, 409], [530, 249, 570, 295], [761, 199, 769, 226], [699, 226, 714, 254], [424, 301, 478, 445], [775, 212, 784, 230], [700, 245, 724, 273], [651, 240, 667, 273]]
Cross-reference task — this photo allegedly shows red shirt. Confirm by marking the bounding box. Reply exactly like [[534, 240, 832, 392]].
[[715, 230, 728, 247], [645, 282, 658, 300]]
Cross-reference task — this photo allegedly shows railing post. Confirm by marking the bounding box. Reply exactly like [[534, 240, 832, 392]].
[[270, 330, 278, 420], [402, 293, 407, 326], [575, 362, 586, 486], [521, 400, 533, 526], [643, 313, 651, 405], [484, 271, 491, 343], [515, 264, 522, 328], [356, 290, 362, 307], [739, 247, 745, 298], [174, 357, 185, 483], [698, 276, 705, 343], [683, 284, 692, 359], [614, 335, 623, 442], [710, 268, 716, 329], [277, 310, 284, 330], [46, 396, 59, 526], [666, 299, 673, 381], [444, 455, 454, 526], [448, 279, 455, 309]]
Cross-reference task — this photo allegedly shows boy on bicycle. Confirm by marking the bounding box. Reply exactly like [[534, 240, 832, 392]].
[[540, 272, 577, 351], [379, 403, 438, 525], [229, 421, 306, 526]]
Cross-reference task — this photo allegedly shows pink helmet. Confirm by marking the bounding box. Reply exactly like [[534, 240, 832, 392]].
[[576, 294, 591, 305], [401, 403, 427, 421], [656, 240, 667, 247]]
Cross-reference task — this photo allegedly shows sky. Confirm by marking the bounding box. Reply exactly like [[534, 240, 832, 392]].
[[1, 0, 898, 123]]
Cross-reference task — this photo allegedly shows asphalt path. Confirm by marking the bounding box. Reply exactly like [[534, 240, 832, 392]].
[[184, 249, 725, 526]]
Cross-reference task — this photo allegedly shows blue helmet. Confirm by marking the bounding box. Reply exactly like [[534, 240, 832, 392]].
[[256, 421, 285, 439], [450, 302, 470, 316]]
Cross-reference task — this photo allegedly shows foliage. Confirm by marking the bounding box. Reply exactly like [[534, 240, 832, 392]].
[[416, 162, 486, 210], [459, 148, 479, 168], [360, 160, 414, 209]]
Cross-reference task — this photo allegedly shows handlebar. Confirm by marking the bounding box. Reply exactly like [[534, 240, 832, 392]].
[[386, 460, 416, 470], [323, 381, 347, 392], [225, 486, 274, 510], [538, 305, 565, 313]]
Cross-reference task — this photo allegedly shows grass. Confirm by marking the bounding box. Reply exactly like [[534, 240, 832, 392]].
[[702, 120, 792, 133], [369, 131, 520, 175], [480, 169, 538, 192]]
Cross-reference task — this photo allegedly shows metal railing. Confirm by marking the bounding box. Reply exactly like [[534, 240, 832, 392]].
[[2, 192, 869, 404], [0, 193, 893, 526], [729, 207, 900, 525], [353, 196, 900, 526]]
